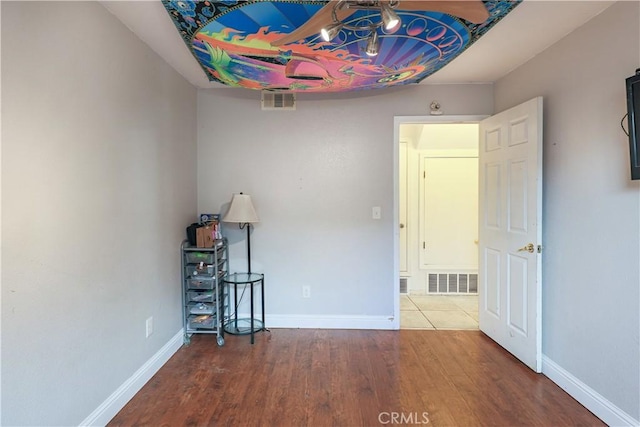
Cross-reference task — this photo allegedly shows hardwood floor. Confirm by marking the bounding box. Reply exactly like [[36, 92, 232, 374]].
[[109, 329, 604, 427]]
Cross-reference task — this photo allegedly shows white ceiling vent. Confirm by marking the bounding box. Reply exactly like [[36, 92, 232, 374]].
[[261, 91, 296, 111]]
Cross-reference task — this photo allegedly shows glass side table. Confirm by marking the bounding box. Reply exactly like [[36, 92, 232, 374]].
[[223, 272, 266, 344]]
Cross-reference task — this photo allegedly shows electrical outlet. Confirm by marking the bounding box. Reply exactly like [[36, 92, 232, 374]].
[[302, 286, 311, 298], [146, 316, 153, 338], [372, 206, 381, 219]]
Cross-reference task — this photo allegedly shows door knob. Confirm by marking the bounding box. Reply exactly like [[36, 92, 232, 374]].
[[517, 243, 535, 253], [399, 223, 405, 229]]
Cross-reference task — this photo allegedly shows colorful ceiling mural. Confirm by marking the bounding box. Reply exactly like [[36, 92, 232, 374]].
[[162, 1, 522, 92]]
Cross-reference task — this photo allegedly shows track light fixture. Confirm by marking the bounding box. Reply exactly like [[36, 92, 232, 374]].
[[321, 22, 344, 42], [319, 0, 401, 55], [380, 2, 400, 31], [365, 31, 379, 56]]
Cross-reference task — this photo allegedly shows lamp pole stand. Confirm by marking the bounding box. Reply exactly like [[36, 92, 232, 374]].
[[241, 222, 252, 274]]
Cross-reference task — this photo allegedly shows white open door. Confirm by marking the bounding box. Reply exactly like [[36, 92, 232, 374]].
[[478, 97, 543, 372]]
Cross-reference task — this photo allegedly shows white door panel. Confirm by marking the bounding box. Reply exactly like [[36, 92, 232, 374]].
[[399, 142, 409, 275], [484, 248, 501, 318], [508, 160, 528, 233], [479, 97, 543, 372], [507, 253, 528, 335], [420, 157, 478, 271], [420, 155, 478, 272], [484, 163, 501, 229]]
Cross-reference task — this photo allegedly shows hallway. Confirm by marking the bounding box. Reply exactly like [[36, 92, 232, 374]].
[[400, 294, 478, 330]]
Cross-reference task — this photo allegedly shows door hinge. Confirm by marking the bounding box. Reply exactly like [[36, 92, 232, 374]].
[[423, 171, 426, 179], [537, 245, 543, 253], [423, 242, 426, 249]]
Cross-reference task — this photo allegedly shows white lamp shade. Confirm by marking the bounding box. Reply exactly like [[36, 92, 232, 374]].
[[223, 193, 259, 224]]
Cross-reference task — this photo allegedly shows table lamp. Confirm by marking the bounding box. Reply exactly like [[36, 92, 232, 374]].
[[222, 193, 259, 273]]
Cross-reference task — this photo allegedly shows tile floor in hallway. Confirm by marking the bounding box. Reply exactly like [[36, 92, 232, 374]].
[[400, 294, 478, 330]]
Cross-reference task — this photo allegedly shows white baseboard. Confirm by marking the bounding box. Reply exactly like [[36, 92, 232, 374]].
[[84, 327, 640, 427], [79, 330, 184, 427], [542, 355, 639, 427], [264, 314, 396, 330]]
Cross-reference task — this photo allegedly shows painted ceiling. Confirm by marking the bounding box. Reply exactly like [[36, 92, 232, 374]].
[[162, 1, 522, 92]]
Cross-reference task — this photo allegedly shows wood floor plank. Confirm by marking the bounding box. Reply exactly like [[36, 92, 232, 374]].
[[108, 329, 605, 427], [434, 331, 531, 426]]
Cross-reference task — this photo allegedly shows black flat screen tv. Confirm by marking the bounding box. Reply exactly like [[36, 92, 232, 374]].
[[626, 69, 640, 180]]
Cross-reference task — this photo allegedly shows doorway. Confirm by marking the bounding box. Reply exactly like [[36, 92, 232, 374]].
[[395, 118, 484, 330], [394, 99, 543, 371]]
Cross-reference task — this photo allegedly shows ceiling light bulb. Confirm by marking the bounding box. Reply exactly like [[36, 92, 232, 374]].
[[380, 3, 401, 31], [365, 31, 379, 57], [321, 22, 342, 42]]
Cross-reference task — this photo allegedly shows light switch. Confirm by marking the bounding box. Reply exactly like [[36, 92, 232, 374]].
[[372, 206, 381, 219]]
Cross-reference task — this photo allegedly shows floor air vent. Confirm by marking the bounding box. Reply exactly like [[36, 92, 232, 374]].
[[400, 278, 408, 294], [261, 91, 296, 110], [428, 273, 478, 294]]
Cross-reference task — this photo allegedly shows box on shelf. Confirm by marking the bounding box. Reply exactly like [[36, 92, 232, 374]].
[[196, 225, 215, 248], [200, 213, 219, 224]]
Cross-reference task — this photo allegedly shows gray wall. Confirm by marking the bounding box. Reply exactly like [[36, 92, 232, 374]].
[[1, 2, 197, 425], [495, 1, 640, 420], [4, 0, 637, 424], [198, 85, 493, 325]]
